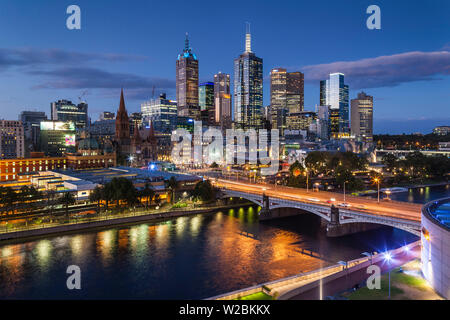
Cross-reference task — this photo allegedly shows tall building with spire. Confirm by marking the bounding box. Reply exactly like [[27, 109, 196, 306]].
[[233, 24, 263, 129], [176, 33, 200, 120]]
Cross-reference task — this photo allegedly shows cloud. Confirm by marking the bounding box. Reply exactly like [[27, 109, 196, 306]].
[[29, 67, 175, 100], [0, 48, 147, 70], [302, 51, 450, 89]]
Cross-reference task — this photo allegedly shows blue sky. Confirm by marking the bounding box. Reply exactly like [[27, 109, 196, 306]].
[[0, 0, 448, 133]]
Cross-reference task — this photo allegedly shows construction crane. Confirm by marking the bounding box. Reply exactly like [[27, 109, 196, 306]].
[[78, 90, 88, 103]]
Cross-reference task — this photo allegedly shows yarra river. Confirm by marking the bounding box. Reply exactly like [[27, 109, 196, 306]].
[[0, 185, 448, 299]]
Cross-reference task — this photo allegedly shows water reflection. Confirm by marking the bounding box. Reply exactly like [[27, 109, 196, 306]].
[[0, 205, 418, 299]]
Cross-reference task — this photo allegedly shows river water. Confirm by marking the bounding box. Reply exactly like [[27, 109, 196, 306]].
[[0, 185, 447, 299]]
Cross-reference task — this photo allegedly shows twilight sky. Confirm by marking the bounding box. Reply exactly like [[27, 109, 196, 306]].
[[0, 0, 449, 134]]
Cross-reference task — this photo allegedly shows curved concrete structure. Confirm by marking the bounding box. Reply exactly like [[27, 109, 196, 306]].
[[421, 198, 450, 299]]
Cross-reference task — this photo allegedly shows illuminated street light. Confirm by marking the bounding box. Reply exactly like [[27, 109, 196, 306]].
[[384, 251, 393, 299], [372, 177, 381, 203]]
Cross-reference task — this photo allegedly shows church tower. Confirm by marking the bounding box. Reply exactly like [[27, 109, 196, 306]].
[[115, 89, 131, 156], [116, 89, 130, 140]]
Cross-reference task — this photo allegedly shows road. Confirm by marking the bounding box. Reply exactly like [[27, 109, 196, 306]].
[[212, 178, 422, 222]]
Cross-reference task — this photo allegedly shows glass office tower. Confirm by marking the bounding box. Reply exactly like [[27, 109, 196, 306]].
[[141, 93, 178, 134], [319, 73, 349, 138], [176, 33, 200, 120], [51, 99, 88, 130], [234, 28, 263, 130], [199, 82, 214, 111]]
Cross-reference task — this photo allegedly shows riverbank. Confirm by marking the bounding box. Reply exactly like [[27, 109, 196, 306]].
[[0, 202, 253, 243], [339, 259, 443, 300]]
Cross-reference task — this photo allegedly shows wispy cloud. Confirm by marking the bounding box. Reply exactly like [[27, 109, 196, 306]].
[[0, 48, 147, 70], [302, 51, 450, 89], [29, 67, 174, 100]]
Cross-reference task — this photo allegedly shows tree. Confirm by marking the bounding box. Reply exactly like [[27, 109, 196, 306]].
[[192, 180, 217, 202], [210, 162, 219, 169], [89, 186, 103, 211], [166, 176, 179, 204], [140, 183, 155, 208], [381, 153, 398, 171], [288, 161, 307, 188], [59, 191, 76, 217]]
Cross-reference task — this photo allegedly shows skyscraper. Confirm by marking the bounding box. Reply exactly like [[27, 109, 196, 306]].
[[270, 68, 304, 134], [320, 73, 349, 138], [199, 82, 215, 125], [199, 82, 214, 111], [176, 33, 199, 120], [351, 92, 373, 142], [234, 25, 263, 130], [141, 93, 178, 134], [214, 72, 232, 130], [19, 111, 48, 154], [0, 120, 25, 159], [51, 99, 88, 129]]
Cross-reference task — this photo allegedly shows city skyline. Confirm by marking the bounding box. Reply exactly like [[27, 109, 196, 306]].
[[0, 0, 448, 134]]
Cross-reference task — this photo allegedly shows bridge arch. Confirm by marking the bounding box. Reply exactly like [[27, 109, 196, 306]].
[[339, 218, 420, 236], [219, 193, 263, 209]]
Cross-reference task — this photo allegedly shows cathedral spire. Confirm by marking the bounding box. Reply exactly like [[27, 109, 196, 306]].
[[133, 120, 141, 143], [147, 121, 156, 143], [118, 88, 126, 113]]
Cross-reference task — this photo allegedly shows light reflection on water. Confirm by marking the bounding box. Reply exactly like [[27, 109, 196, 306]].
[[0, 205, 418, 299]]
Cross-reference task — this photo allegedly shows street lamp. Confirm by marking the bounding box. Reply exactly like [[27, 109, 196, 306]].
[[384, 252, 392, 299], [304, 168, 309, 193], [343, 180, 347, 203], [128, 155, 134, 167], [373, 177, 381, 203]]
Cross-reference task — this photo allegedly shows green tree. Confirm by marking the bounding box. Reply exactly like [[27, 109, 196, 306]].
[[381, 153, 398, 171], [192, 180, 217, 202], [166, 176, 179, 204], [90, 186, 103, 211], [59, 191, 76, 217]]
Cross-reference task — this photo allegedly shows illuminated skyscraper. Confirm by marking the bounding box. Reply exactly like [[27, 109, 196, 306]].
[[199, 82, 214, 111], [234, 25, 263, 130], [51, 99, 88, 129], [351, 92, 373, 142], [270, 68, 304, 134], [319, 73, 349, 138], [214, 72, 231, 130], [141, 93, 178, 134], [176, 33, 200, 120]]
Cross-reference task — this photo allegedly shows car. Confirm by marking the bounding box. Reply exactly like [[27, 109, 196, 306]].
[[307, 198, 320, 202], [326, 198, 336, 204], [338, 202, 351, 207], [355, 204, 367, 210]]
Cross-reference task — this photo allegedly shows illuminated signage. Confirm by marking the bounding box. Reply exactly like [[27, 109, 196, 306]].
[[64, 135, 76, 146], [40, 121, 75, 131]]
